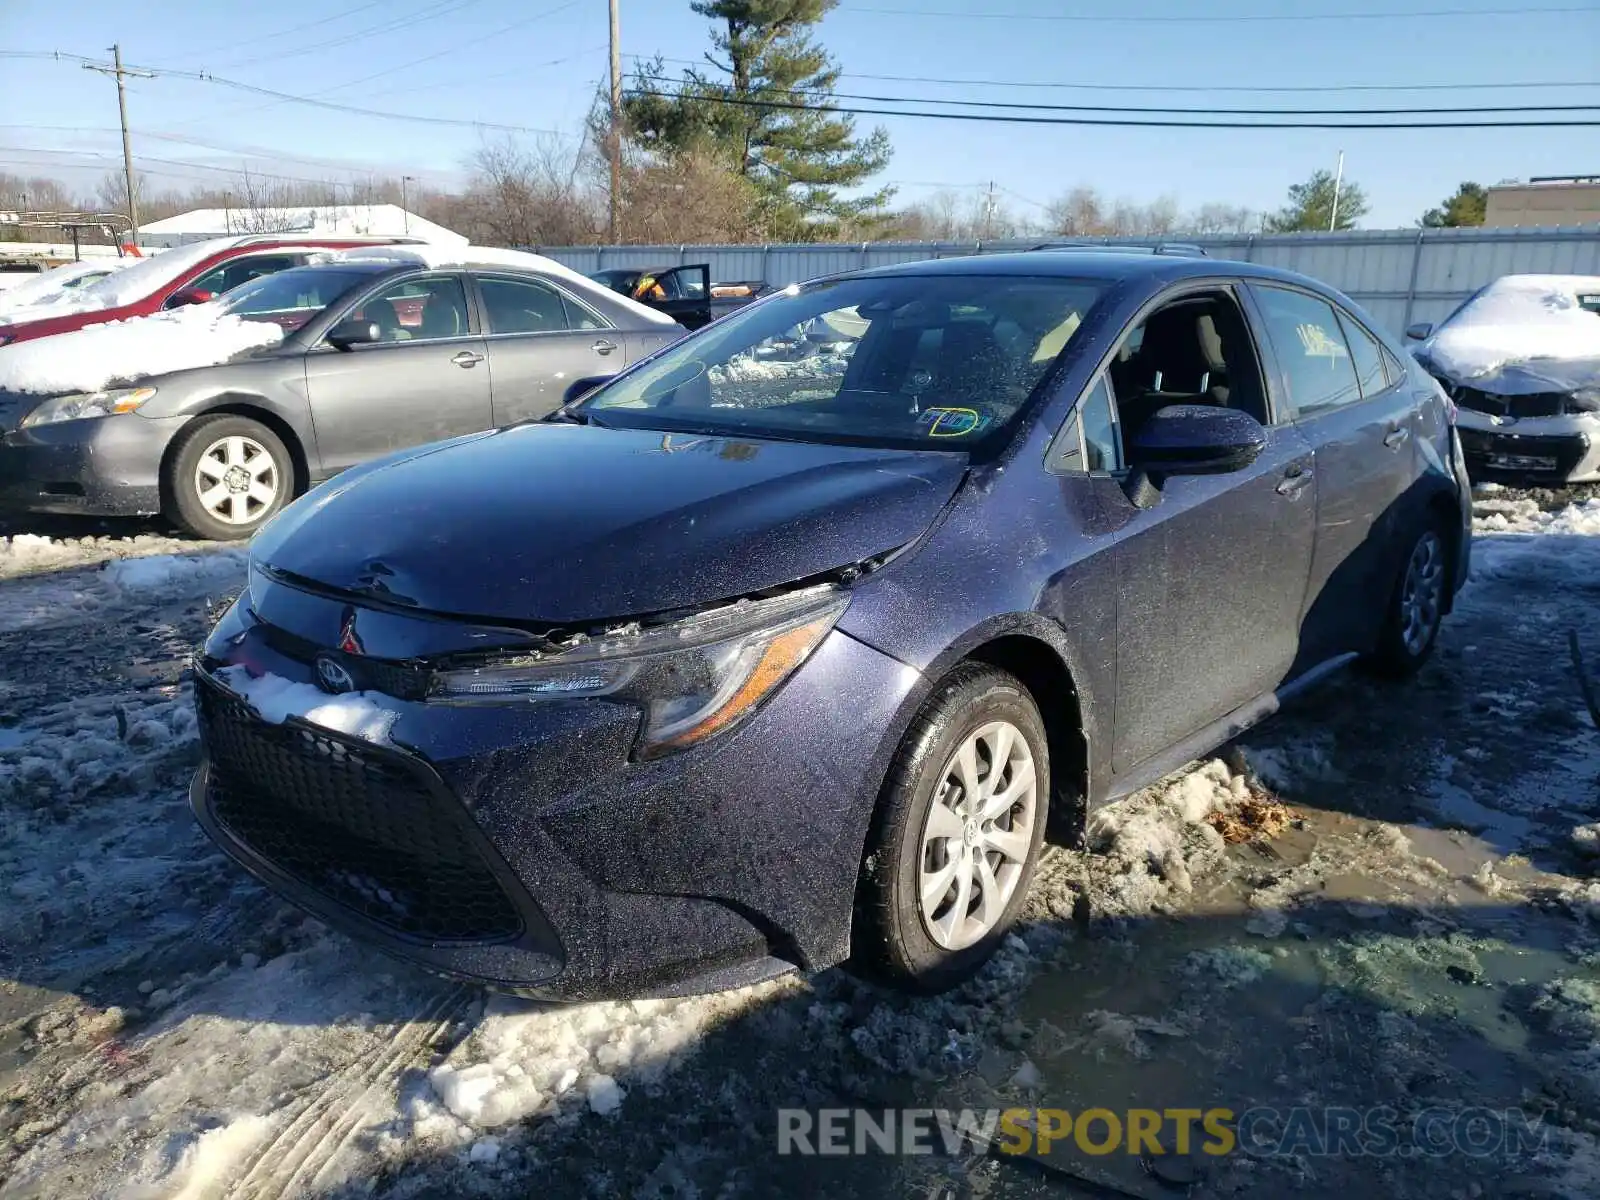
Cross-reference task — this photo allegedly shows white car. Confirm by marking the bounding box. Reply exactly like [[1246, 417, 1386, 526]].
[[0, 258, 130, 310], [1408, 274, 1600, 483]]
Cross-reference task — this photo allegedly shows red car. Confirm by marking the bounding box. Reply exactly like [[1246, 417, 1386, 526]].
[[0, 235, 421, 347]]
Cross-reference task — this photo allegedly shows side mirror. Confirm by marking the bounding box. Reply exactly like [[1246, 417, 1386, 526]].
[[167, 287, 215, 309], [1404, 321, 1433, 341], [562, 374, 613, 407], [1129, 405, 1267, 476], [327, 319, 381, 350]]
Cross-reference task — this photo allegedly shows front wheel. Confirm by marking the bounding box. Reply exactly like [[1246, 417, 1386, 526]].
[[849, 663, 1049, 993], [1368, 523, 1450, 678], [163, 414, 292, 540]]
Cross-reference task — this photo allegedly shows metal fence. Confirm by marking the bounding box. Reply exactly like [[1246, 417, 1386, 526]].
[[536, 226, 1600, 338]]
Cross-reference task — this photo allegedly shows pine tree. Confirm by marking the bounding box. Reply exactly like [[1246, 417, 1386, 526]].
[[622, 1, 892, 239], [1420, 182, 1487, 228], [1264, 169, 1370, 232]]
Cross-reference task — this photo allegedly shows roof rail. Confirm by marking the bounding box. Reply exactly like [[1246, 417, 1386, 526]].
[[1027, 240, 1209, 257]]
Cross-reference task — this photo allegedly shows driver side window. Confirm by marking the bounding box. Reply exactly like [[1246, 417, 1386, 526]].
[[1107, 289, 1270, 462]]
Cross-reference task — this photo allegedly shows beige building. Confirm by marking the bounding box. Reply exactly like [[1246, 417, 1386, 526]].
[[1484, 179, 1600, 227]]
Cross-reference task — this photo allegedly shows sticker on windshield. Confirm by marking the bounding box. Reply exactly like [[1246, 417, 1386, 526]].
[[920, 407, 985, 437]]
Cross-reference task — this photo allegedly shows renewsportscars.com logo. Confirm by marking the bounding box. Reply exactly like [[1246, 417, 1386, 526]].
[[777, 1106, 1551, 1160]]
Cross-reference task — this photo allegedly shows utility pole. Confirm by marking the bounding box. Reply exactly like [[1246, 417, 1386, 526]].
[[401, 175, 415, 233], [1329, 149, 1345, 232], [608, 0, 623, 242], [982, 181, 997, 240], [83, 45, 153, 246]]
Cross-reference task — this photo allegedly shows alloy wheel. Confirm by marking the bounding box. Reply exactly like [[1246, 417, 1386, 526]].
[[1400, 530, 1446, 657], [194, 434, 280, 527], [917, 720, 1038, 951]]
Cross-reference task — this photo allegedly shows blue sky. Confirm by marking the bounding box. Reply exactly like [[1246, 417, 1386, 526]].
[[1, 0, 1597, 229]]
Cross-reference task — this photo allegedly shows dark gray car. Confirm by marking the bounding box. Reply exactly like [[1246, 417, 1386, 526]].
[[0, 258, 684, 538]]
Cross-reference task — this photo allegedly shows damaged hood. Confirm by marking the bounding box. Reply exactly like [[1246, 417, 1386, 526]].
[[251, 422, 967, 623], [1419, 273, 1600, 396]]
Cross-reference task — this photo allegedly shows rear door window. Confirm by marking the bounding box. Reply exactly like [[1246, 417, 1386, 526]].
[[1335, 310, 1388, 398], [479, 275, 571, 334], [1251, 286, 1362, 417]]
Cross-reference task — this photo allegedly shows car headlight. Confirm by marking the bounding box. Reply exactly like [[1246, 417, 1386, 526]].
[[431, 584, 850, 757], [1569, 387, 1600, 414], [20, 386, 157, 427]]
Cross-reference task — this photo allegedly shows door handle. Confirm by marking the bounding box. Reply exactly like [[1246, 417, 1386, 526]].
[[451, 350, 484, 367], [1276, 467, 1313, 497], [1383, 425, 1411, 449], [592, 339, 617, 356]]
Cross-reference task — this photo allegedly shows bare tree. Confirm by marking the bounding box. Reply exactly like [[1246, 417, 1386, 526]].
[[458, 136, 599, 247], [619, 150, 760, 243], [1044, 186, 1106, 237]]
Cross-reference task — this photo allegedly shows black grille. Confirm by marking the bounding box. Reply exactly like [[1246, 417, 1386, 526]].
[[257, 623, 432, 701], [196, 675, 522, 942], [1457, 427, 1589, 479], [1455, 388, 1569, 419]]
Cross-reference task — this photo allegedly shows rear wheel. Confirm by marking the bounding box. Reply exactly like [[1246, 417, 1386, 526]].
[[850, 663, 1049, 993], [164, 414, 291, 540], [1368, 522, 1450, 677]]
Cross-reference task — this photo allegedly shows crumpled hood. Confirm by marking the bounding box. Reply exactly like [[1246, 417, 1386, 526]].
[[252, 423, 967, 623], [1420, 274, 1600, 396]]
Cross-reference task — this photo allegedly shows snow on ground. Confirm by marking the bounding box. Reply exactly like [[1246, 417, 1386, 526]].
[[0, 302, 283, 395], [4, 490, 1600, 1197]]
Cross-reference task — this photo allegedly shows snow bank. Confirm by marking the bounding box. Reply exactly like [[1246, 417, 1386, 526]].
[[213, 665, 400, 746], [1422, 274, 1600, 394], [0, 302, 283, 394], [0, 258, 132, 314], [425, 981, 791, 1129], [317, 244, 680, 328]]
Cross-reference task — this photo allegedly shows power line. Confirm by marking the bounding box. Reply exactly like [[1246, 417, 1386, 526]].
[[21, 51, 573, 136], [627, 89, 1600, 129], [839, 2, 1597, 21], [0, 146, 421, 191], [209, 0, 493, 72], [317, 0, 583, 94], [626, 53, 1600, 95], [174, 1, 389, 62], [647, 81, 1600, 116]]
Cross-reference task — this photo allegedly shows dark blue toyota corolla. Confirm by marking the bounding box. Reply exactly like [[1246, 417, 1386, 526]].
[[191, 250, 1472, 1000]]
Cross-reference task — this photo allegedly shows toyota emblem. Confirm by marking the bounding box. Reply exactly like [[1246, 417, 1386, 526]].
[[315, 654, 355, 694]]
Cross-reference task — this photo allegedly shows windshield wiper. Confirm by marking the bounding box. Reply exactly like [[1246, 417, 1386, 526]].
[[540, 405, 610, 428]]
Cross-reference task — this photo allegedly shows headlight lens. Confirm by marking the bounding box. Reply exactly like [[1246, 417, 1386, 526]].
[[431, 584, 850, 756], [20, 386, 156, 427], [1569, 387, 1600, 414]]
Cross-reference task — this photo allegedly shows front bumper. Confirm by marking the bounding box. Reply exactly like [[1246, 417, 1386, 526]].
[[189, 585, 919, 1000], [0, 411, 185, 516], [1454, 410, 1600, 484]]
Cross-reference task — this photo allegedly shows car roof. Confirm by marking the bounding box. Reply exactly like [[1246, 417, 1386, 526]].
[[847, 249, 1309, 288]]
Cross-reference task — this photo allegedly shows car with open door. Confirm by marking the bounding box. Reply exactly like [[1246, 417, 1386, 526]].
[[0, 248, 683, 538], [187, 250, 1471, 1001], [587, 264, 764, 329]]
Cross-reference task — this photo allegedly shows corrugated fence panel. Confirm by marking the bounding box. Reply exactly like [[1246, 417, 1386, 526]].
[[534, 227, 1598, 336]]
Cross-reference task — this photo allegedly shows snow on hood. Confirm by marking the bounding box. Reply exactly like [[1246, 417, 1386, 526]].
[[0, 303, 283, 395], [1422, 274, 1600, 395], [0, 242, 228, 327], [315, 244, 681, 328], [0, 259, 133, 315]]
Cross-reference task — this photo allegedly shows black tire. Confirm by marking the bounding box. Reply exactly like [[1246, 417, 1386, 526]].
[[163, 414, 293, 541], [1367, 518, 1452, 679], [849, 662, 1050, 993]]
